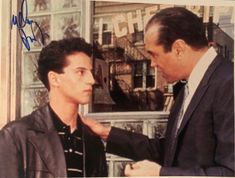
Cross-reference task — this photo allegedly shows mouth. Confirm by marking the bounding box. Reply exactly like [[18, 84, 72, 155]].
[[84, 89, 92, 93]]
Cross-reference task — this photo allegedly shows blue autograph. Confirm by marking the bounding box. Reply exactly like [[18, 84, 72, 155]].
[[11, 0, 49, 51]]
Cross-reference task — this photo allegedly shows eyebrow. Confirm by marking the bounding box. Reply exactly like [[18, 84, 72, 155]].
[[146, 50, 154, 56], [75, 67, 93, 71]]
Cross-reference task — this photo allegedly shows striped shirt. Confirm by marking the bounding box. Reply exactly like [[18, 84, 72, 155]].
[[49, 106, 84, 177]]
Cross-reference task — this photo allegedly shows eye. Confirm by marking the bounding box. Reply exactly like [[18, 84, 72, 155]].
[[77, 69, 85, 76], [152, 53, 159, 58], [147, 51, 158, 59]]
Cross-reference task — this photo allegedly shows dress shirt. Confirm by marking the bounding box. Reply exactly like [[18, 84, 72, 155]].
[[180, 47, 217, 125]]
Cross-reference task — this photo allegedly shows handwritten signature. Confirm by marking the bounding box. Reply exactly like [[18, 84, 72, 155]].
[[11, 0, 49, 51]]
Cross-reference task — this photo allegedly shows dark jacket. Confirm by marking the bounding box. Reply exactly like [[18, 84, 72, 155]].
[[0, 104, 108, 178], [106, 55, 234, 176]]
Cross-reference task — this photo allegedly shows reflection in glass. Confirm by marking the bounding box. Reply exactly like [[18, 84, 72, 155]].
[[28, 0, 50, 13], [113, 161, 133, 177], [53, 0, 81, 10], [153, 123, 167, 138], [22, 88, 48, 116], [24, 16, 51, 49], [22, 53, 41, 85], [92, 2, 174, 112], [148, 121, 167, 139], [54, 13, 80, 40], [114, 121, 143, 134]]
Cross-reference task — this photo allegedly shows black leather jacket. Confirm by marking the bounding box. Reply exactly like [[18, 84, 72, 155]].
[[0, 104, 108, 178]]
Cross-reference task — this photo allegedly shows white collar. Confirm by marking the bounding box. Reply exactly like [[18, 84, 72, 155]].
[[187, 47, 217, 95]]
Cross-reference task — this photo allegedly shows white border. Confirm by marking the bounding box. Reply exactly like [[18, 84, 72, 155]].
[[91, 0, 235, 7]]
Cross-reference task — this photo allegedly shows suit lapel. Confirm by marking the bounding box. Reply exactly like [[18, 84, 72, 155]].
[[176, 84, 208, 136], [27, 105, 67, 177], [177, 55, 222, 136], [166, 55, 222, 166]]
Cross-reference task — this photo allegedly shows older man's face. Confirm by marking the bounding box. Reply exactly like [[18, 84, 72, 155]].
[[144, 25, 185, 83]]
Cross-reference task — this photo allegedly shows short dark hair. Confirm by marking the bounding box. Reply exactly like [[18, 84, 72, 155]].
[[146, 7, 208, 52], [38, 37, 92, 90]]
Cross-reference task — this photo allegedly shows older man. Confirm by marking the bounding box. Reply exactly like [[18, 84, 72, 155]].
[[82, 7, 234, 176]]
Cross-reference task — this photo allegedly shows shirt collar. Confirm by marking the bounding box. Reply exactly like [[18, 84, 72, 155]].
[[187, 47, 217, 95], [49, 105, 82, 134]]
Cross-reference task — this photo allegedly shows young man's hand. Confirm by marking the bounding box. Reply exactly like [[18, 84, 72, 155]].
[[81, 116, 111, 141]]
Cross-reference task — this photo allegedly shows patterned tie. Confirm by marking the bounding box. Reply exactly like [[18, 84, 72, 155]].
[[175, 83, 189, 134]]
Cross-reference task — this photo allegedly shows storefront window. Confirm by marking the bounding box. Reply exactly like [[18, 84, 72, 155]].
[[91, 1, 234, 113], [92, 2, 167, 112]]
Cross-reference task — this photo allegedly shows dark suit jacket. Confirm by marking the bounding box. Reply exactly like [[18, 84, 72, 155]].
[[0, 104, 107, 178], [106, 55, 234, 176]]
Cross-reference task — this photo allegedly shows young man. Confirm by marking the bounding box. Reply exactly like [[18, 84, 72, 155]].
[[82, 7, 234, 176], [0, 38, 108, 178]]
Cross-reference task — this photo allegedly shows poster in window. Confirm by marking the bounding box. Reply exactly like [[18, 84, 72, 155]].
[[28, 0, 51, 13], [93, 58, 115, 105], [53, 12, 80, 40]]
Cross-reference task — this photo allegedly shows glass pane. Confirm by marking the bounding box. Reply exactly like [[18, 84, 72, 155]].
[[102, 32, 112, 45], [113, 121, 143, 134], [147, 120, 167, 139], [147, 62, 155, 75], [53, 12, 80, 40], [22, 52, 41, 85], [93, 59, 115, 112], [133, 76, 143, 88], [22, 88, 48, 116], [132, 24, 144, 43], [113, 161, 133, 177], [114, 75, 132, 91], [146, 75, 155, 88], [93, 33, 99, 41], [110, 62, 131, 75], [93, 16, 113, 45], [23, 15, 51, 50], [53, 0, 81, 11], [28, 0, 51, 13], [92, 2, 163, 112], [146, 90, 165, 111], [134, 62, 143, 75]]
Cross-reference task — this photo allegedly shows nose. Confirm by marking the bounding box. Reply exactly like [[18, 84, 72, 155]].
[[150, 59, 158, 68], [87, 71, 95, 85], [149, 54, 158, 68]]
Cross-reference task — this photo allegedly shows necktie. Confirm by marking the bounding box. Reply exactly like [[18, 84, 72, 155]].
[[175, 84, 189, 133], [165, 84, 189, 165]]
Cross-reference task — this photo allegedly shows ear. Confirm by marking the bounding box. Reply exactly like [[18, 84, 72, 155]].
[[172, 39, 187, 57], [48, 71, 60, 88]]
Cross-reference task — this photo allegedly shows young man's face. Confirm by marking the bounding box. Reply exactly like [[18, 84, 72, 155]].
[[56, 52, 95, 105]]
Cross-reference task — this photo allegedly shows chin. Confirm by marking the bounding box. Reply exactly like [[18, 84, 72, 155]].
[[165, 76, 179, 84], [167, 80, 177, 84], [165, 78, 175, 84], [78, 98, 91, 105]]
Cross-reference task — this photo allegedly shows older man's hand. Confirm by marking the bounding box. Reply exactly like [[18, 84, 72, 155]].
[[81, 116, 111, 141], [125, 160, 161, 177]]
